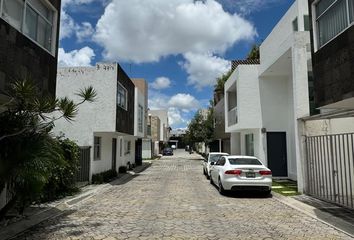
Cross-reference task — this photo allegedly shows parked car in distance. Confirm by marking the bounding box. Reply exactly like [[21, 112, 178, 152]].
[[202, 152, 229, 179], [162, 147, 173, 156], [209, 155, 272, 195]]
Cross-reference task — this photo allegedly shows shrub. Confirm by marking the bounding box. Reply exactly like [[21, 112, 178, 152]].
[[40, 138, 80, 202]]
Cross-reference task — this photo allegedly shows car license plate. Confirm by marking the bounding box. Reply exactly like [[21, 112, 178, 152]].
[[246, 172, 255, 178]]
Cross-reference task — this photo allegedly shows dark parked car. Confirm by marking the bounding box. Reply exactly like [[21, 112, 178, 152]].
[[162, 147, 173, 156]]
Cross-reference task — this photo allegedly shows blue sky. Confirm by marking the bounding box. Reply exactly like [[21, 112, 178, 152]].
[[59, 0, 294, 129]]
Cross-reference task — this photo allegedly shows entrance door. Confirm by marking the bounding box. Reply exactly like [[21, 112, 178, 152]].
[[112, 138, 117, 171], [135, 139, 142, 166], [266, 132, 287, 177]]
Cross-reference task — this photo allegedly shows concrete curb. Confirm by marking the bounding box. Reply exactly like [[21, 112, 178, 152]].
[[0, 161, 153, 240], [272, 192, 354, 238]]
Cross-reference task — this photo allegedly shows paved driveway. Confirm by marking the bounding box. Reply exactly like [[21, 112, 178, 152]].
[[16, 150, 352, 239]]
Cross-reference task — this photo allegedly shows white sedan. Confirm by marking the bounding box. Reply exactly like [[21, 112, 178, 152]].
[[202, 152, 229, 179], [209, 155, 272, 195]]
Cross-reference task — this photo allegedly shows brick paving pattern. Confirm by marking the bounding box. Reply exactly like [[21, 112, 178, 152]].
[[15, 150, 352, 239]]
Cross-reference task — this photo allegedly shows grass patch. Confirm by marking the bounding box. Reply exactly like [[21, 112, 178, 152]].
[[272, 180, 300, 196]]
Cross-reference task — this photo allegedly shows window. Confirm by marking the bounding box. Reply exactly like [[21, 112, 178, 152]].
[[216, 157, 226, 166], [120, 138, 123, 157], [124, 140, 131, 155], [117, 83, 127, 110], [315, 0, 354, 48], [138, 105, 143, 133], [2, 0, 24, 30], [245, 134, 254, 156], [0, 0, 56, 53], [228, 158, 262, 165], [94, 136, 101, 160]]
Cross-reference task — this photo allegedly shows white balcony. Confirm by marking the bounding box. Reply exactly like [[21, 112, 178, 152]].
[[228, 107, 238, 126]]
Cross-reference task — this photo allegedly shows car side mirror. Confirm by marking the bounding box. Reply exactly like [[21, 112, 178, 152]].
[[210, 162, 215, 165]]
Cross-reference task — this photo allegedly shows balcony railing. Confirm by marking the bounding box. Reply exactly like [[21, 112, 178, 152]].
[[228, 107, 238, 126]]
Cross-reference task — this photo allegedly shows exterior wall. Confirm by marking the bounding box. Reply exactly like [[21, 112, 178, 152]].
[[239, 129, 266, 164], [116, 65, 135, 135], [134, 87, 145, 138], [213, 96, 230, 140], [132, 78, 148, 137], [149, 110, 169, 142], [225, 65, 262, 132], [230, 132, 241, 155], [55, 64, 118, 146], [259, 0, 308, 75], [0, 0, 61, 101], [304, 118, 354, 136], [309, 0, 354, 108], [150, 116, 161, 142], [142, 139, 152, 159]]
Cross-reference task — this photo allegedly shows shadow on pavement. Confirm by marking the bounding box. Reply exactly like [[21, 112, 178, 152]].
[[210, 183, 272, 199], [109, 162, 152, 186]]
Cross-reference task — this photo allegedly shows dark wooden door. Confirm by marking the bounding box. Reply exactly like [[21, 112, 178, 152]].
[[112, 138, 117, 171], [266, 132, 288, 177]]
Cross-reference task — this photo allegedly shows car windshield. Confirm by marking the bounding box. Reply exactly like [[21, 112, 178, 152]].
[[228, 158, 262, 165], [210, 154, 227, 162]]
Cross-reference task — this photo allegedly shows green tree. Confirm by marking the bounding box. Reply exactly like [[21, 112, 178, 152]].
[[0, 77, 96, 218], [247, 44, 260, 60], [214, 69, 233, 93], [185, 107, 215, 152]]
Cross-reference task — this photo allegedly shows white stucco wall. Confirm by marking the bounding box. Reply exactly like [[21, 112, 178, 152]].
[[134, 87, 145, 138], [54, 63, 118, 147], [142, 139, 152, 159], [230, 132, 241, 155], [225, 65, 262, 132], [260, 0, 308, 76], [305, 118, 354, 136]]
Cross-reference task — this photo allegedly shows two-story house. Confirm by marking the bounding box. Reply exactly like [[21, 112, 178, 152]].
[[149, 109, 170, 154], [54, 63, 136, 180], [132, 78, 151, 164], [301, 0, 354, 209], [225, 0, 311, 182]]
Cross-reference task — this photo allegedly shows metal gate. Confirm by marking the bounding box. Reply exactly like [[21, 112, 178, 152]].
[[305, 133, 354, 209], [76, 147, 91, 184]]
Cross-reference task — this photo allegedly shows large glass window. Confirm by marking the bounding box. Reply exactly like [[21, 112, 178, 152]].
[[117, 83, 127, 110], [2, 0, 24, 30], [316, 0, 354, 47], [0, 0, 55, 53]]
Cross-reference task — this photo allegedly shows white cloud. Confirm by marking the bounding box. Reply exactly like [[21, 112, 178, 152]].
[[58, 47, 95, 67], [151, 77, 171, 90], [181, 52, 231, 90], [148, 91, 201, 128], [76, 22, 95, 42], [94, 0, 256, 63], [59, 0, 97, 41], [168, 93, 200, 110], [216, 0, 283, 15], [168, 107, 187, 126]]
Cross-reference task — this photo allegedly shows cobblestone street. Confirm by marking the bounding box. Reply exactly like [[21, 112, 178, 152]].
[[15, 150, 352, 240]]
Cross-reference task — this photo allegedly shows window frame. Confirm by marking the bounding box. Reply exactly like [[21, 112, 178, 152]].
[[117, 82, 128, 110], [94, 136, 101, 161], [124, 140, 131, 155], [0, 0, 57, 56], [313, 0, 354, 51]]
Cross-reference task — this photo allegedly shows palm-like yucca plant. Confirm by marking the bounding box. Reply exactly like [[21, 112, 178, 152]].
[[0, 77, 96, 218]]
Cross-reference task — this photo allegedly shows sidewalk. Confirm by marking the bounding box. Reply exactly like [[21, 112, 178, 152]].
[[273, 192, 354, 237], [0, 161, 152, 240]]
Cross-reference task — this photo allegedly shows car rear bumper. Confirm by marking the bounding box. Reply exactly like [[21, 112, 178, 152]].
[[222, 179, 272, 191]]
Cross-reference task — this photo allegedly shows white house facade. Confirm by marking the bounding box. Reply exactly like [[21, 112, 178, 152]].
[[225, 0, 311, 183], [55, 63, 137, 180]]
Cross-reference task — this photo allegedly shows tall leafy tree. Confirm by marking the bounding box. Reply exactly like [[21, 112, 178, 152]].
[[247, 44, 260, 60]]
